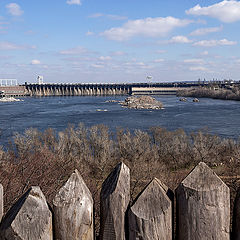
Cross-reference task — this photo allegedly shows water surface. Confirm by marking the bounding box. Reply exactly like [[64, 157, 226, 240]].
[[1, 95, 240, 146]]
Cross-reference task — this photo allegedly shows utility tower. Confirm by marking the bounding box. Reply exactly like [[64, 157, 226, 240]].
[[37, 76, 43, 84]]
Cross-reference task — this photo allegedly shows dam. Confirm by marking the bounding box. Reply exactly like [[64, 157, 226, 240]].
[[23, 82, 201, 97], [0, 81, 210, 97]]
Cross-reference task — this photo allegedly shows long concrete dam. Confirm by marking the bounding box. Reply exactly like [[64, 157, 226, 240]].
[[23, 82, 201, 97], [1, 82, 212, 97], [25, 83, 131, 96]]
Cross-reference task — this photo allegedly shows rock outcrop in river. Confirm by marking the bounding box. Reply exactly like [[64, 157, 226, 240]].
[[120, 96, 163, 109]]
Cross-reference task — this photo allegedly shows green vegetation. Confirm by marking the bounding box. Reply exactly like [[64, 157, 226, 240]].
[[0, 124, 240, 232]]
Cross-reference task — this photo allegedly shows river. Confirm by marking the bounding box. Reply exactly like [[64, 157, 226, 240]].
[[0, 95, 240, 146]]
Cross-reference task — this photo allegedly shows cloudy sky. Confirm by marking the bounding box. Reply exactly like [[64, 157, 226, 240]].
[[0, 0, 240, 84]]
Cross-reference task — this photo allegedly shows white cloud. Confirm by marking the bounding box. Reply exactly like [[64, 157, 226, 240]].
[[193, 39, 237, 47], [98, 56, 112, 61], [156, 50, 166, 54], [106, 14, 128, 21], [0, 21, 9, 30], [186, 0, 240, 23], [59, 46, 88, 55], [91, 63, 104, 68], [189, 66, 208, 71], [25, 30, 35, 35], [123, 60, 153, 70], [0, 41, 35, 50], [101, 17, 192, 41], [86, 31, 94, 36], [66, 0, 81, 5], [169, 35, 192, 43], [201, 50, 209, 56], [88, 13, 127, 20], [190, 26, 223, 36], [6, 3, 23, 16], [110, 51, 126, 56], [88, 13, 104, 18], [135, 62, 145, 66], [0, 55, 11, 60], [154, 58, 164, 63], [31, 59, 41, 65], [184, 58, 205, 64]]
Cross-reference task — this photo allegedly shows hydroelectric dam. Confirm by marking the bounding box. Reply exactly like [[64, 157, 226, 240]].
[[0, 81, 210, 97], [24, 82, 202, 97]]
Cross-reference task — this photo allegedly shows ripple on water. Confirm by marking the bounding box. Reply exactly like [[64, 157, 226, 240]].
[[1, 96, 240, 146]]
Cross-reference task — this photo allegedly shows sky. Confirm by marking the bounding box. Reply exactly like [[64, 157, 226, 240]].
[[0, 0, 240, 84]]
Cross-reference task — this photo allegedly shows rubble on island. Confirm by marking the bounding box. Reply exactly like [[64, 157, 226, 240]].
[[120, 95, 163, 110]]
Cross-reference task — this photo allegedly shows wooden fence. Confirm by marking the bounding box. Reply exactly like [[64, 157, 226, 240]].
[[0, 161, 239, 239]]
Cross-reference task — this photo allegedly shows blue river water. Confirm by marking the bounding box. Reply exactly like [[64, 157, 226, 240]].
[[1, 95, 240, 146]]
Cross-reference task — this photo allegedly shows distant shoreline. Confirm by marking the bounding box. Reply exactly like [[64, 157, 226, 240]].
[[177, 87, 240, 101]]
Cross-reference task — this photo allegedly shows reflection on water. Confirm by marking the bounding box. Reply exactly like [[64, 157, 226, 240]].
[[1, 95, 240, 145]]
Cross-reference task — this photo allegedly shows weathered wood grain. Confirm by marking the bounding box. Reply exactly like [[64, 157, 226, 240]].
[[0, 186, 52, 240], [100, 162, 130, 240], [128, 178, 173, 240], [53, 169, 93, 240], [0, 184, 3, 223], [176, 162, 230, 240]]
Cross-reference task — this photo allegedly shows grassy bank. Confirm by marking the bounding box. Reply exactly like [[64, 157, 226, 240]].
[[0, 124, 240, 233], [177, 86, 240, 101]]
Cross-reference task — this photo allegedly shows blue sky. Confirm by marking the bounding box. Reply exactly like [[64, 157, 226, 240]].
[[0, 0, 240, 84]]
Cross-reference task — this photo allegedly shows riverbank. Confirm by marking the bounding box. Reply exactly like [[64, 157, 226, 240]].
[[177, 87, 240, 101]]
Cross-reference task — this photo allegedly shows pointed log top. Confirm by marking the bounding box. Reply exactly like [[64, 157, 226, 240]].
[[29, 186, 47, 200], [0, 186, 52, 240], [101, 162, 130, 199], [154, 177, 168, 192], [100, 162, 130, 240], [131, 178, 171, 220], [154, 177, 174, 201], [53, 169, 92, 207], [53, 169, 93, 240], [1, 186, 49, 229], [180, 162, 226, 191]]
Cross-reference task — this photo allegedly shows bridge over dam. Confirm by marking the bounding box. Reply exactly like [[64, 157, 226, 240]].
[[23, 82, 204, 97]]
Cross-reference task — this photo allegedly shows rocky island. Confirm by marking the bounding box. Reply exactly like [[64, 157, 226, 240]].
[[120, 95, 163, 109]]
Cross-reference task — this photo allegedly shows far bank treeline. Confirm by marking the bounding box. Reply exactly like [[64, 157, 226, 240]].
[[177, 84, 240, 101], [0, 124, 240, 234]]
